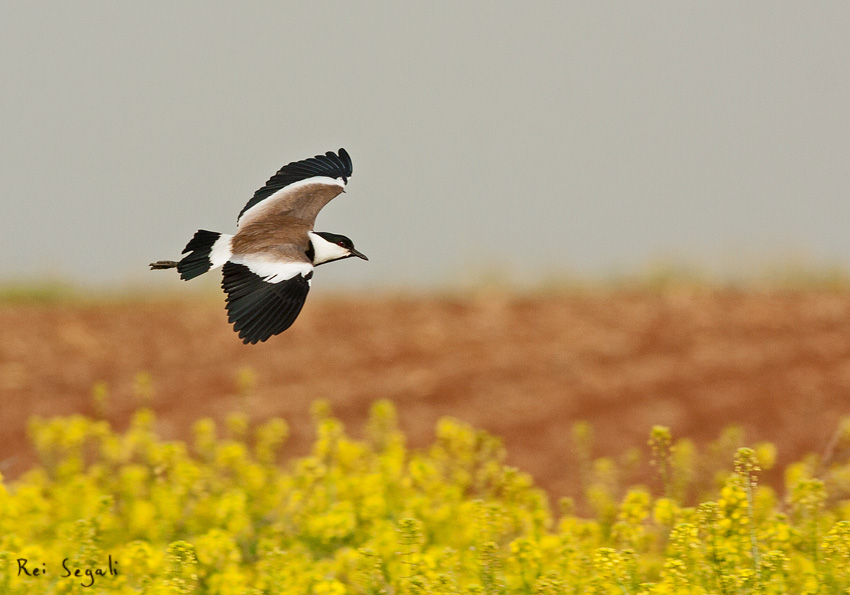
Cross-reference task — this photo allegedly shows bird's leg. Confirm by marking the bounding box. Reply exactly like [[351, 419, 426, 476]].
[[149, 260, 179, 270]]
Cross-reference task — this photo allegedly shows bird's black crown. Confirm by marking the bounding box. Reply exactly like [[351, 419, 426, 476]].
[[313, 231, 355, 249]]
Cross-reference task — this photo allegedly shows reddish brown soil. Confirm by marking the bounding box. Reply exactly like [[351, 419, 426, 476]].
[[2, 289, 849, 501]]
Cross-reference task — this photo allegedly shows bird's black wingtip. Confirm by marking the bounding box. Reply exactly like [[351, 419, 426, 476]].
[[338, 148, 352, 173]]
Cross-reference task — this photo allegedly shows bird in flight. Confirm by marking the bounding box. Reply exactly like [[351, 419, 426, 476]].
[[150, 148, 367, 344]]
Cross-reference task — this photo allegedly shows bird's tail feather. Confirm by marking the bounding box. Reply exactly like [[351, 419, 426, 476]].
[[150, 230, 233, 280]]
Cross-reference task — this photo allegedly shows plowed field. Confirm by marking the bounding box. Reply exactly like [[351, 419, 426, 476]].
[[2, 289, 849, 500]]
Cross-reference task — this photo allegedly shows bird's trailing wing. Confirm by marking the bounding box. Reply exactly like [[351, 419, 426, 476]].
[[236, 148, 353, 228], [221, 259, 313, 344]]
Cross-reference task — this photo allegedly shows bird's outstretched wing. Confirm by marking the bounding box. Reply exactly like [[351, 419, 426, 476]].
[[221, 259, 313, 344], [236, 148, 353, 228]]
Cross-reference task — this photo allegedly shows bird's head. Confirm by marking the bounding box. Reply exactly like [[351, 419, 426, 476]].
[[308, 231, 368, 266]]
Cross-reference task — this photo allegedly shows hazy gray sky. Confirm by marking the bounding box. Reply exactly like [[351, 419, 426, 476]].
[[2, 2, 848, 289]]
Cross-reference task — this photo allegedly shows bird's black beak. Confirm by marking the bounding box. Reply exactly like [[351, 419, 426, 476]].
[[350, 248, 368, 261]]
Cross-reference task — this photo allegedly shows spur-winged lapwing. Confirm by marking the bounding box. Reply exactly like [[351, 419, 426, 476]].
[[150, 148, 367, 344]]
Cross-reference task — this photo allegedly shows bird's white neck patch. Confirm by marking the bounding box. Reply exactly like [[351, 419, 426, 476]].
[[308, 232, 351, 265]]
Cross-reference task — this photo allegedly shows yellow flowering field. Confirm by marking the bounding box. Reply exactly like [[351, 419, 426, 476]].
[[2, 399, 850, 594]]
